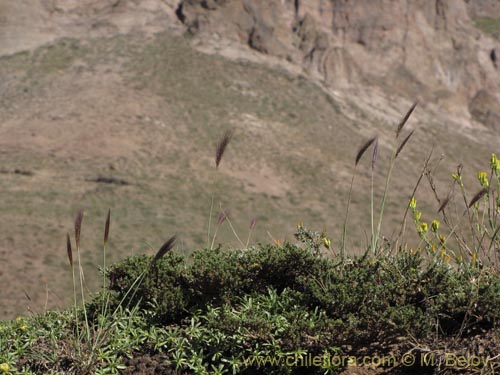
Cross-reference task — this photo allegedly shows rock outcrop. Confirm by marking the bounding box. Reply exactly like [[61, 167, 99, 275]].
[[177, 0, 500, 127], [0, 0, 499, 125]]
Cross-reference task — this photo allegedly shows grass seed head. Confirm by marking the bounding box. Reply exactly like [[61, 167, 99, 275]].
[[355, 136, 377, 166], [250, 218, 257, 230], [468, 188, 488, 208], [153, 235, 177, 263], [396, 101, 418, 138], [371, 137, 379, 170], [104, 209, 111, 246], [217, 210, 228, 226], [396, 129, 415, 158], [215, 129, 234, 169], [66, 233, 73, 267], [74, 210, 84, 249]]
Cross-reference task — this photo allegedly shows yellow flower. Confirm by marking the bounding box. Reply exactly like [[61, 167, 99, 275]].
[[323, 237, 331, 249], [19, 324, 28, 331], [452, 173, 462, 182], [409, 196, 417, 210], [472, 251, 477, 265], [418, 222, 428, 235], [478, 171, 489, 188], [415, 211, 422, 221], [431, 220, 440, 233], [0, 363, 9, 373], [491, 153, 500, 172]]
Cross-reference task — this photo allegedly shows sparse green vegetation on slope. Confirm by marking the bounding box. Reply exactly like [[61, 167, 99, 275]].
[[3, 107, 500, 374], [2, 239, 500, 374], [474, 17, 500, 37]]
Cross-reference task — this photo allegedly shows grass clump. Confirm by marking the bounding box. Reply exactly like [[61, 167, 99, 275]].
[[474, 17, 500, 37]]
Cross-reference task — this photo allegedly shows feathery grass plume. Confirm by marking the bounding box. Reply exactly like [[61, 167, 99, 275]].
[[215, 129, 234, 169], [371, 137, 379, 170], [153, 235, 176, 263], [396, 101, 418, 138], [395, 130, 415, 158], [468, 188, 488, 208], [438, 195, 451, 213], [104, 209, 111, 246], [75, 210, 84, 249], [355, 136, 377, 166], [66, 233, 73, 267]]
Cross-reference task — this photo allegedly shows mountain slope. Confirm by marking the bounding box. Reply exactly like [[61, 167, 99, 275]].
[[0, 1, 499, 319]]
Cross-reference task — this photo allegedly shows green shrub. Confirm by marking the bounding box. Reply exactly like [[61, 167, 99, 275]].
[[104, 253, 189, 323]]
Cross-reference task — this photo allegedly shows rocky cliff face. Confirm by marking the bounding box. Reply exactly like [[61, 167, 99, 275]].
[[1, 0, 498, 128], [176, 0, 500, 128], [0, 0, 182, 56]]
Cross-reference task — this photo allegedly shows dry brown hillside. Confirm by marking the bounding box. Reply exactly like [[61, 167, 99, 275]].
[[0, 0, 499, 319]]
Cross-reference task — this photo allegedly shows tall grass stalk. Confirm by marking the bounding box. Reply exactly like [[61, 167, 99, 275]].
[[207, 196, 215, 249], [373, 103, 417, 253], [246, 218, 257, 248], [210, 209, 227, 250], [394, 147, 434, 255], [114, 236, 176, 315], [208, 129, 234, 249], [74, 210, 91, 342], [340, 174, 355, 260], [353, 136, 377, 255], [370, 138, 379, 253], [66, 233, 79, 350], [225, 215, 245, 248], [102, 209, 111, 317]]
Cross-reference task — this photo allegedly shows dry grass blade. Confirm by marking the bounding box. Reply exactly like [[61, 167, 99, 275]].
[[395, 130, 415, 158], [371, 137, 379, 170], [438, 195, 451, 213], [396, 102, 418, 138], [153, 235, 177, 263], [355, 136, 377, 166], [468, 188, 488, 208], [74, 210, 84, 249], [66, 233, 73, 267], [215, 129, 234, 169], [104, 209, 111, 245]]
